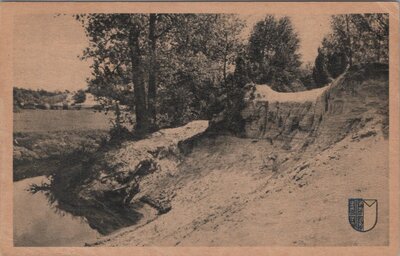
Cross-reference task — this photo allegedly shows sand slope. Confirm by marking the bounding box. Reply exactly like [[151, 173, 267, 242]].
[[93, 132, 387, 246], [89, 64, 389, 246]]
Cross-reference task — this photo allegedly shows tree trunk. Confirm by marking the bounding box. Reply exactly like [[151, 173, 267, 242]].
[[129, 23, 149, 136], [376, 40, 381, 63], [345, 15, 353, 67], [148, 14, 158, 131], [223, 33, 228, 84]]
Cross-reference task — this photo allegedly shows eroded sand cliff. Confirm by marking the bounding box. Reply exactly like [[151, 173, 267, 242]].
[[50, 64, 388, 246]]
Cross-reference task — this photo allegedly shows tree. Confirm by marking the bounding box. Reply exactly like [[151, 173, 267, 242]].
[[299, 62, 317, 89], [128, 15, 150, 135], [326, 51, 348, 78], [311, 13, 388, 84], [156, 14, 245, 126], [146, 14, 181, 129], [215, 15, 245, 84], [233, 54, 251, 88], [73, 89, 86, 103], [312, 48, 331, 86], [247, 15, 302, 91], [77, 14, 245, 135], [76, 14, 178, 135], [76, 14, 138, 133], [323, 14, 388, 69]]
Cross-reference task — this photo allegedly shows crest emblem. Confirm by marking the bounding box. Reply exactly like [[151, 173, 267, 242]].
[[348, 198, 378, 232]]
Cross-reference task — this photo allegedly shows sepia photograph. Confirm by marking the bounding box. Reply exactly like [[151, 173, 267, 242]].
[[2, 3, 397, 252]]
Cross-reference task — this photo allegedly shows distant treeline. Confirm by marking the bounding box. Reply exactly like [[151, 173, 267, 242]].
[[13, 87, 66, 108], [13, 88, 88, 111]]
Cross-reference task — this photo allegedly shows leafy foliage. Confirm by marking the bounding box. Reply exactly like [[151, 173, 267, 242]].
[[247, 15, 302, 91], [299, 62, 317, 89], [75, 13, 389, 138], [312, 48, 331, 86], [76, 14, 245, 134], [329, 14, 388, 65], [312, 13, 389, 86]]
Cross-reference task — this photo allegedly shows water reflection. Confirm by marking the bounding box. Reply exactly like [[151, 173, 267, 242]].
[[14, 176, 100, 246], [14, 176, 147, 246]]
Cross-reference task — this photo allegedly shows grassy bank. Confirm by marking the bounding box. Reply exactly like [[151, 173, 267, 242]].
[[13, 109, 113, 180], [13, 130, 109, 181]]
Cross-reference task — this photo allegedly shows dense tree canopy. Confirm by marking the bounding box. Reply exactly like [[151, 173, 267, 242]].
[[312, 13, 389, 86], [76, 14, 244, 135], [247, 15, 302, 91], [75, 13, 389, 137], [312, 48, 331, 86]]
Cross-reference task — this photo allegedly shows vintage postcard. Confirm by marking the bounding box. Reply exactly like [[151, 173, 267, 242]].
[[0, 2, 399, 256]]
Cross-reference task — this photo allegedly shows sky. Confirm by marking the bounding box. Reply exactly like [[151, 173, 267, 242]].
[[13, 14, 332, 91]]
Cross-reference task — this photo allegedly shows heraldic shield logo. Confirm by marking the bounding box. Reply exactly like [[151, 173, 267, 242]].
[[348, 198, 378, 232]]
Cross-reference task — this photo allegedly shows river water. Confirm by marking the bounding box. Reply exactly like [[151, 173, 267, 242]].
[[13, 176, 101, 247]]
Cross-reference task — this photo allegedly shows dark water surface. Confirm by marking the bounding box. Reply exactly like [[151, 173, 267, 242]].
[[13, 176, 101, 246]]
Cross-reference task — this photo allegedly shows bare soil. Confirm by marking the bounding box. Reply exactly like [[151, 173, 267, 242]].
[[88, 65, 389, 246], [91, 131, 388, 246]]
